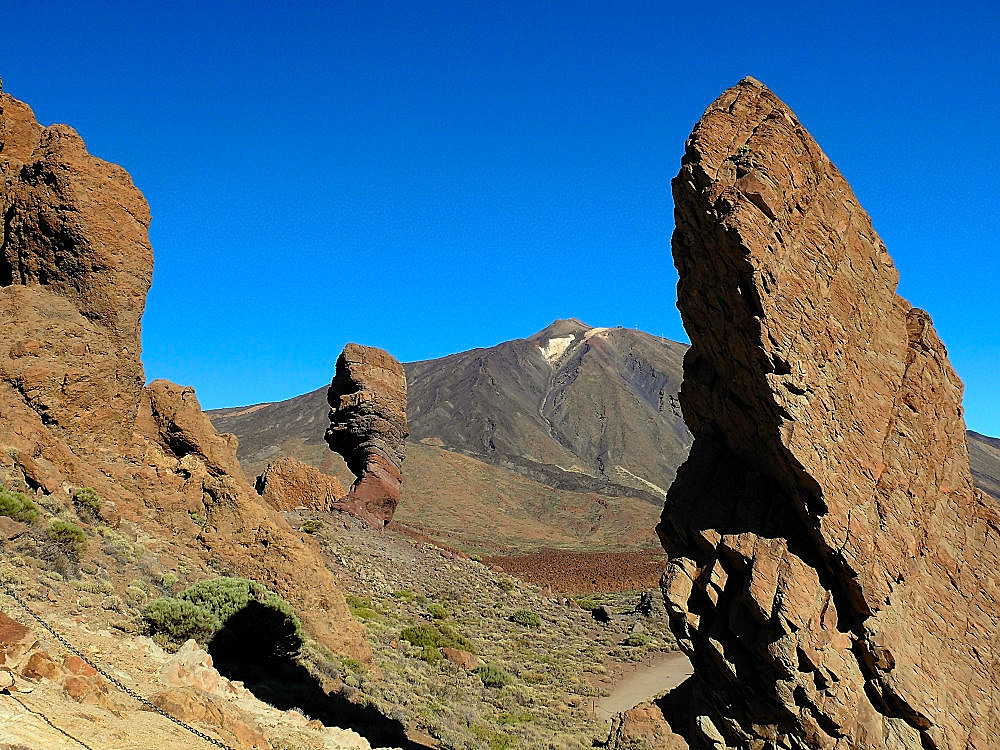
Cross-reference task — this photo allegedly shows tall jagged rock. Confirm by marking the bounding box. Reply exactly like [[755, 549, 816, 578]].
[[653, 78, 1000, 749], [0, 92, 369, 662], [325, 344, 407, 527]]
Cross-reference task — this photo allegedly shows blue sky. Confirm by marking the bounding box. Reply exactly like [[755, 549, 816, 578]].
[[3, 1, 998, 436]]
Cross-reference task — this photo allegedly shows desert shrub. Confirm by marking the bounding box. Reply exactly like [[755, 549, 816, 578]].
[[48, 519, 86, 555], [70, 579, 114, 595], [474, 662, 513, 688], [188, 511, 206, 527], [400, 623, 473, 652], [574, 596, 598, 612], [497, 710, 535, 725], [0, 489, 40, 523], [623, 633, 653, 647], [469, 723, 512, 750], [97, 525, 137, 563], [391, 589, 416, 602], [143, 596, 222, 647], [72, 487, 101, 515], [499, 578, 516, 592], [510, 609, 541, 627], [160, 572, 179, 588], [420, 645, 444, 663], [427, 603, 449, 620], [300, 519, 323, 534]]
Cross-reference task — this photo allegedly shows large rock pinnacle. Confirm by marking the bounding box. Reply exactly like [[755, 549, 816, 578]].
[[653, 78, 1000, 749], [325, 343, 408, 527]]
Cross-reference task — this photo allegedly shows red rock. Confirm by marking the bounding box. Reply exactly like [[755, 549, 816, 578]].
[[148, 687, 271, 749], [20, 650, 60, 680], [254, 455, 346, 512], [325, 344, 408, 527], [649, 77, 1000, 749], [441, 647, 480, 670], [62, 655, 97, 677]]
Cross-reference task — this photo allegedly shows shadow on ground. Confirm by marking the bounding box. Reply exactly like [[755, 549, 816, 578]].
[[209, 600, 431, 749]]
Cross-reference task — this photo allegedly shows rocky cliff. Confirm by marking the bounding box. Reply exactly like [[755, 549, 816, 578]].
[[652, 78, 1000, 749], [325, 344, 408, 527], [0, 92, 368, 662]]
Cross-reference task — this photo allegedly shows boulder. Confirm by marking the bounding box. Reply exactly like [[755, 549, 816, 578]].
[[325, 344, 408, 527], [255, 455, 347, 512], [649, 77, 1000, 749]]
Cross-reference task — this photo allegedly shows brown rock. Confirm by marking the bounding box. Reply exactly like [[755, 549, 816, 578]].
[[62, 655, 97, 677], [255, 455, 346, 512], [20, 650, 60, 680], [0, 93, 151, 456], [325, 343, 408, 527], [0, 91, 371, 665], [441, 647, 480, 670], [149, 686, 271, 749], [0, 613, 32, 665], [654, 77, 1000, 749]]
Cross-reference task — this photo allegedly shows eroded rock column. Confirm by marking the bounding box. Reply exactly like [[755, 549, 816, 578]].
[[653, 77, 1000, 750], [325, 343, 407, 527]]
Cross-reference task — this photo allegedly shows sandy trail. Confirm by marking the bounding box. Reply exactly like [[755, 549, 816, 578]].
[[595, 651, 693, 720]]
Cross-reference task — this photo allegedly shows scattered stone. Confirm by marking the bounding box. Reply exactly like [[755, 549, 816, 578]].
[[591, 605, 613, 624]]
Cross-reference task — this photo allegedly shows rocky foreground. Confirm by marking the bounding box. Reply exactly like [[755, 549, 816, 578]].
[[630, 78, 1000, 749]]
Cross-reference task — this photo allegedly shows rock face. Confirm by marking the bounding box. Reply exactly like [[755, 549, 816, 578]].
[[325, 344, 407, 527], [255, 455, 347, 512], [0, 92, 369, 663], [655, 78, 1000, 749]]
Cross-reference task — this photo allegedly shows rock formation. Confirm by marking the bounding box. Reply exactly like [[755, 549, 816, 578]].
[[325, 343, 407, 527], [651, 78, 1000, 749], [0, 92, 368, 662], [255, 455, 347, 512]]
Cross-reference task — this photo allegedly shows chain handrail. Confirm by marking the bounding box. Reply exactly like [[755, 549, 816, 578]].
[[0, 578, 239, 750]]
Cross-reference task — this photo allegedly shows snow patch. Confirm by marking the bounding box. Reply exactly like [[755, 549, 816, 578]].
[[538, 335, 575, 363]]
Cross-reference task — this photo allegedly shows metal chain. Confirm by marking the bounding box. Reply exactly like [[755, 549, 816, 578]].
[[0, 578, 238, 750]]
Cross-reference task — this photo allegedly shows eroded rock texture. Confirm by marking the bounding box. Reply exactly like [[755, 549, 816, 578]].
[[255, 455, 347, 512], [655, 78, 1000, 749], [325, 344, 408, 527], [0, 92, 369, 662]]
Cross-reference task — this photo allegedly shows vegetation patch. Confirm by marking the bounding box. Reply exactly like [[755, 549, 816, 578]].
[[509, 609, 541, 627], [0, 488, 40, 523], [72, 487, 101, 516], [48, 519, 86, 555], [400, 623, 473, 652], [142, 576, 302, 655], [474, 662, 513, 688]]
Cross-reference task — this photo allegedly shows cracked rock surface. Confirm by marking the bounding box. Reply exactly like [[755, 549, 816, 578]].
[[650, 77, 1000, 749]]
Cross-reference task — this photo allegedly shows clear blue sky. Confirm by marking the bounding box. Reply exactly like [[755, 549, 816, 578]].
[[3, 1, 998, 436]]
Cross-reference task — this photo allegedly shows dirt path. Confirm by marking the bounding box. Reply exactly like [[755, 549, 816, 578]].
[[595, 652, 693, 720]]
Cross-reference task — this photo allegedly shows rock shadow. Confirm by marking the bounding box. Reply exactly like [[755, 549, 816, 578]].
[[208, 601, 426, 749]]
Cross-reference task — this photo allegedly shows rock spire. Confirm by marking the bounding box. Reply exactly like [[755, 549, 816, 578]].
[[325, 343, 408, 527], [652, 77, 1000, 749]]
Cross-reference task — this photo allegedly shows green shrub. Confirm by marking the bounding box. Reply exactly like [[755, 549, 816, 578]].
[[624, 633, 653, 647], [427, 603, 449, 620], [0, 489, 40, 523], [48, 519, 86, 554], [300, 519, 323, 534], [574, 596, 598, 612], [72, 487, 101, 515], [391, 589, 416, 602], [510, 609, 541, 627], [419, 645, 443, 663], [399, 623, 473, 652], [143, 576, 303, 655], [143, 596, 222, 647], [474, 662, 513, 688]]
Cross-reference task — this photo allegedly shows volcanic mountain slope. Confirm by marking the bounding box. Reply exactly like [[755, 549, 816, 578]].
[[969, 430, 1000, 499], [210, 320, 999, 531], [213, 319, 690, 500]]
